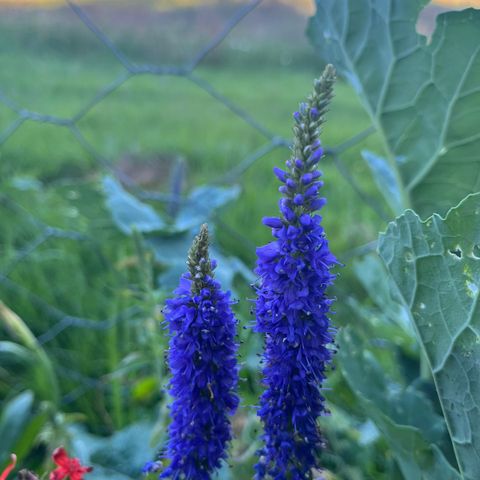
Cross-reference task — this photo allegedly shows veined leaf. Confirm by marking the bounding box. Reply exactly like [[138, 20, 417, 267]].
[[361, 150, 403, 216], [173, 184, 241, 231], [308, 2, 480, 217], [353, 254, 411, 330], [103, 176, 240, 235], [339, 327, 460, 479], [378, 193, 480, 479], [103, 176, 165, 235]]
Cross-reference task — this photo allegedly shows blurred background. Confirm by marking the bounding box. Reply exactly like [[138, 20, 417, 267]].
[[0, 0, 477, 479]]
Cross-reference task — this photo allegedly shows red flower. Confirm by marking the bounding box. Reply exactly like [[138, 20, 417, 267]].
[[0, 454, 17, 480], [49, 448, 92, 480]]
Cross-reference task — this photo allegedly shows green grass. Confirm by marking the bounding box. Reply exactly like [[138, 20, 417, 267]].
[[0, 51, 384, 252]]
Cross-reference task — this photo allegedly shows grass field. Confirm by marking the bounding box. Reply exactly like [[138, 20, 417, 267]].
[[0, 53, 384, 256]]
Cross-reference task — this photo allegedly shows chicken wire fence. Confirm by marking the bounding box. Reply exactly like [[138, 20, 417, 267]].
[[0, 0, 378, 406]]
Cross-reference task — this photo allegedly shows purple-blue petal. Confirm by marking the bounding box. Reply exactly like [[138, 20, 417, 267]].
[[263, 217, 283, 229]]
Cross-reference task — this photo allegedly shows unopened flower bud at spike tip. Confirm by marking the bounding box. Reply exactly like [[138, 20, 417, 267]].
[[187, 223, 212, 294], [315, 64, 336, 92], [323, 63, 336, 81]]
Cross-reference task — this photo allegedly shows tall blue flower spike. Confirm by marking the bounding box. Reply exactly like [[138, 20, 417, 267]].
[[151, 224, 239, 480], [255, 65, 338, 480]]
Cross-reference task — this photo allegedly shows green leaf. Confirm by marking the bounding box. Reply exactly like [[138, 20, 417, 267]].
[[211, 248, 256, 291], [378, 193, 480, 479], [103, 176, 165, 235], [0, 391, 34, 460], [0, 341, 58, 404], [308, 3, 480, 217], [148, 230, 196, 265], [339, 328, 460, 479], [353, 254, 410, 330], [0, 303, 59, 404], [361, 150, 403, 216], [11, 406, 49, 460], [103, 177, 240, 237], [70, 421, 156, 479], [174, 185, 241, 231]]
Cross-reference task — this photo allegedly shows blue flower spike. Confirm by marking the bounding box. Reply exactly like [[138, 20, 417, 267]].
[[155, 224, 239, 480], [255, 64, 338, 480]]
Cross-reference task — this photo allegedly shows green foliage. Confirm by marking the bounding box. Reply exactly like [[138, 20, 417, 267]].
[[361, 150, 403, 216], [379, 194, 480, 479], [103, 177, 167, 234], [308, 1, 480, 217], [339, 327, 459, 480], [102, 176, 252, 292], [173, 184, 241, 232], [0, 303, 59, 404], [70, 422, 156, 479], [309, 1, 480, 478], [0, 392, 48, 467]]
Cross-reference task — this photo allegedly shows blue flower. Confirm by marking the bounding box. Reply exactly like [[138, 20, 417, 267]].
[[254, 65, 338, 480], [152, 224, 239, 480]]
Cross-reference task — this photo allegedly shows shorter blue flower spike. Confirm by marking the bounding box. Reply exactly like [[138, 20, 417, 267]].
[[148, 224, 239, 480]]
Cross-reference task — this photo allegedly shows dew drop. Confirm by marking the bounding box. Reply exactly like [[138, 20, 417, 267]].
[[404, 250, 414, 262]]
